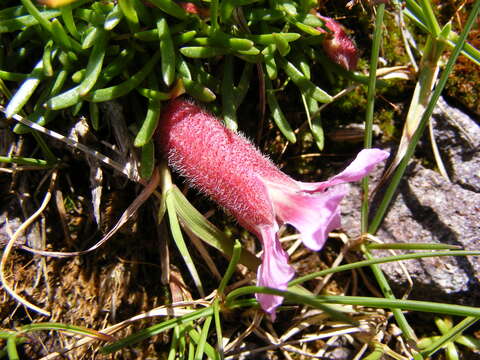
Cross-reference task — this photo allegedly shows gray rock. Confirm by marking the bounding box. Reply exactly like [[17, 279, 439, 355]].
[[340, 98, 480, 304], [432, 97, 480, 192]]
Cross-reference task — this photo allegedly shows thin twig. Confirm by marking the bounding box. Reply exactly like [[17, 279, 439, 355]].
[[0, 105, 141, 183], [1, 170, 58, 316]]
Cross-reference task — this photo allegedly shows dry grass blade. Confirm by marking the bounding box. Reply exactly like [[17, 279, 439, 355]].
[[378, 35, 446, 185], [37, 300, 210, 360], [0, 170, 58, 317], [20, 168, 160, 258], [0, 106, 140, 183]]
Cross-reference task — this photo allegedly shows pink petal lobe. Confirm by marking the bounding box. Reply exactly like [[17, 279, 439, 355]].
[[255, 225, 295, 321], [265, 179, 347, 251], [300, 149, 389, 192]]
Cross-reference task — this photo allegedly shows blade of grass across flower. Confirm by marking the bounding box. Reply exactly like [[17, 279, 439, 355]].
[[290, 250, 480, 286], [365, 4, 425, 348], [170, 186, 260, 271], [227, 287, 480, 318]]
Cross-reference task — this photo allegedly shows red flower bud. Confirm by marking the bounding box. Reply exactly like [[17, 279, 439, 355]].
[[317, 14, 359, 71]]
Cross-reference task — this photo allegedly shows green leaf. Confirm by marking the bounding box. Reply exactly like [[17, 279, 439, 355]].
[[180, 46, 228, 58], [182, 78, 216, 102], [104, 4, 123, 30], [140, 140, 155, 179], [78, 30, 108, 95], [265, 77, 296, 143], [6, 58, 44, 118], [166, 189, 204, 297], [157, 17, 176, 86], [280, 58, 332, 103], [146, 0, 189, 19], [171, 186, 260, 271], [134, 98, 162, 147], [87, 51, 161, 102]]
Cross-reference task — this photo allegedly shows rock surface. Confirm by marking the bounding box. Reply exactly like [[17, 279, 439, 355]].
[[341, 97, 480, 304]]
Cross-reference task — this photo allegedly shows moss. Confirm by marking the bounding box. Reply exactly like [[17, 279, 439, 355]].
[[380, 11, 410, 66], [444, 10, 480, 115], [376, 107, 397, 140]]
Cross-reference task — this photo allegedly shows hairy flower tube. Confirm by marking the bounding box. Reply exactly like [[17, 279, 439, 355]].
[[317, 14, 359, 71], [156, 98, 389, 318]]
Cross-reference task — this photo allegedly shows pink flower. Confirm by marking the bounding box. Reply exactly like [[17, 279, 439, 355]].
[[317, 14, 359, 71], [156, 98, 389, 319]]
